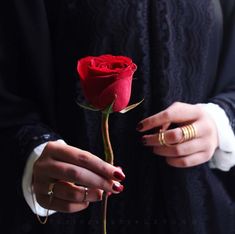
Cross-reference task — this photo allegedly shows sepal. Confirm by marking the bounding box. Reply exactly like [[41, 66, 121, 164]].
[[102, 96, 116, 115], [76, 100, 100, 111], [119, 99, 144, 114]]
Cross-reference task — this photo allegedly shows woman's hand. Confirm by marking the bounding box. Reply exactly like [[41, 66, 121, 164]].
[[137, 102, 219, 168], [33, 141, 125, 213]]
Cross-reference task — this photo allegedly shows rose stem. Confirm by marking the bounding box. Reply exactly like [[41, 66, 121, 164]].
[[101, 111, 114, 234]]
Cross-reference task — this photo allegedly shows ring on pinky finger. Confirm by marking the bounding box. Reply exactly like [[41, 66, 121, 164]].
[[52, 181, 103, 203], [36, 193, 90, 213]]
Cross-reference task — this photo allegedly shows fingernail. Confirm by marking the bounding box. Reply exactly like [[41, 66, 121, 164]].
[[136, 122, 143, 131], [112, 182, 124, 193], [113, 171, 125, 181]]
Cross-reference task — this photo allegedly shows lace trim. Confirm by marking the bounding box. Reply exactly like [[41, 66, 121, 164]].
[[151, 0, 214, 107]]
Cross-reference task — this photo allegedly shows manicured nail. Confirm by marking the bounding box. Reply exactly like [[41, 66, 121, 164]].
[[136, 122, 143, 131], [112, 182, 124, 193], [113, 171, 125, 181]]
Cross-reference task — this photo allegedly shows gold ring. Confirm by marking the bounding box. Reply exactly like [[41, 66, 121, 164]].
[[158, 129, 174, 147], [48, 183, 55, 196], [158, 124, 196, 147], [180, 124, 196, 142], [82, 187, 88, 202]]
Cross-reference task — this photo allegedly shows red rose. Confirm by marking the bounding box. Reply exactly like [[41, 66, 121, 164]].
[[77, 54, 137, 112]]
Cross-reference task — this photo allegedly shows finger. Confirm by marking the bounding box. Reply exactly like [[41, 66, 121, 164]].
[[142, 128, 183, 146], [137, 102, 203, 132], [142, 121, 203, 146], [42, 161, 124, 194], [152, 139, 206, 157], [166, 151, 212, 168], [37, 181, 103, 203], [55, 182, 103, 203], [36, 194, 89, 213], [46, 142, 125, 181]]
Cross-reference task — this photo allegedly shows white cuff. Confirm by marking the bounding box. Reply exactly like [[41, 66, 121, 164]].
[[200, 103, 235, 171], [22, 139, 65, 216]]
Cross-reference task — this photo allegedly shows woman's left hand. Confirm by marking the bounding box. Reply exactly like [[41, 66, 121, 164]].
[[137, 102, 219, 168]]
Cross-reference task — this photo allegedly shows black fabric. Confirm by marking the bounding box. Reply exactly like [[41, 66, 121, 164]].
[[1, 0, 235, 234]]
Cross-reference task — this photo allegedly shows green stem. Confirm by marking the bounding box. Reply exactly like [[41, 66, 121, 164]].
[[101, 112, 114, 234], [102, 112, 114, 164]]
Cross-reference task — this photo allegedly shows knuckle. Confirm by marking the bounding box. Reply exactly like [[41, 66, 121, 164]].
[[169, 130, 182, 142], [162, 110, 172, 121], [204, 124, 213, 135], [65, 167, 80, 181], [45, 141, 58, 152], [177, 158, 191, 168], [77, 152, 90, 166], [173, 146, 184, 156], [172, 101, 181, 108], [207, 123, 217, 136], [99, 163, 110, 176], [195, 105, 205, 117]]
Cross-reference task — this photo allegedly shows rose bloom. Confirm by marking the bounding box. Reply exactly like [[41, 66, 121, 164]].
[[77, 54, 137, 112]]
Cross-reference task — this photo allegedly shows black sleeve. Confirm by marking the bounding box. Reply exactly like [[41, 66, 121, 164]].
[[0, 1, 60, 171], [210, 1, 235, 132]]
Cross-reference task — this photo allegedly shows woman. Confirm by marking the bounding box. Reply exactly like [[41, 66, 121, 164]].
[[1, 0, 235, 233]]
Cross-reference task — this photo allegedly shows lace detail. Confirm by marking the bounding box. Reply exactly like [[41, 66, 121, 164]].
[[149, 0, 215, 109], [50, 0, 235, 233]]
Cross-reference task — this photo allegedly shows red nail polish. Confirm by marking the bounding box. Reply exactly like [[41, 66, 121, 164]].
[[136, 123, 143, 131], [112, 182, 124, 192], [113, 171, 125, 181]]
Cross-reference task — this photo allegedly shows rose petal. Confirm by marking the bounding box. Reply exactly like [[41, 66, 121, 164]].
[[77, 54, 137, 112]]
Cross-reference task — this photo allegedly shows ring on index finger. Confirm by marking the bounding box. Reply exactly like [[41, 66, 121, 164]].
[[158, 129, 174, 147], [158, 124, 197, 147]]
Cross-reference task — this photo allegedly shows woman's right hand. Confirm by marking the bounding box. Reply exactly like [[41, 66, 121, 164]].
[[33, 141, 125, 213]]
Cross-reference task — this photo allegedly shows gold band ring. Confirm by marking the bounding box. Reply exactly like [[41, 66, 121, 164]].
[[82, 187, 88, 202], [48, 183, 55, 196], [158, 129, 173, 147], [158, 124, 196, 147], [180, 124, 196, 142]]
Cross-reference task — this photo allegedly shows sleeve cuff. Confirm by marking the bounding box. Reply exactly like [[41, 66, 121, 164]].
[[22, 139, 65, 216], [200, 103, 235, 171]]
